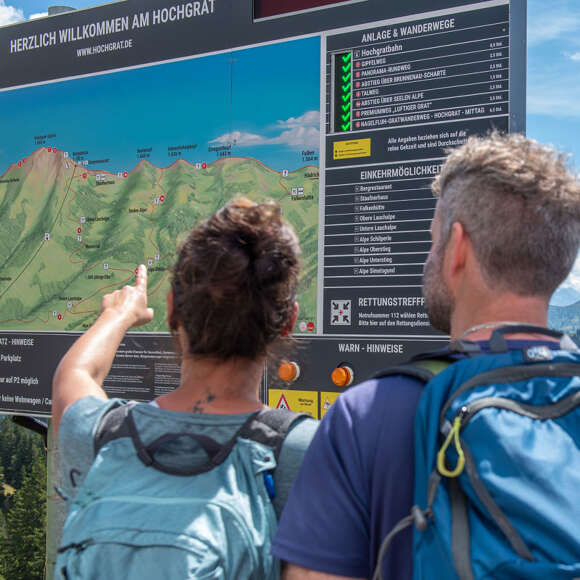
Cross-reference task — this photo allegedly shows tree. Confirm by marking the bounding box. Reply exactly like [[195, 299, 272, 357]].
[[0, 448, 46, 580]]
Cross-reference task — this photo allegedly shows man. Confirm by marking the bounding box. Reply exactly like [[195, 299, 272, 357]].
[[271, 132, 580, 579]]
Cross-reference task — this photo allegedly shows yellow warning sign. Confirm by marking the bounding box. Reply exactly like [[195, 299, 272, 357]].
[[320, 392, 341, 418], [333, 138, 371, 160], [268, 389, 319, 419]]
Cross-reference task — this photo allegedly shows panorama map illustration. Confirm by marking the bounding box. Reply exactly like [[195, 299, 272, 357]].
[[0, 37, 321, 333]]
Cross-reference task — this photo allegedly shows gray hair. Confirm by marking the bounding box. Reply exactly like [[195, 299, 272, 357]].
[[432, 132, 580, 297]]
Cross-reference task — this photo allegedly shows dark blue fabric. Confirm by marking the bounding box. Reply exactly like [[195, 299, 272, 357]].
[[271, 340, 564, 579], [272, 373, 422, 578]]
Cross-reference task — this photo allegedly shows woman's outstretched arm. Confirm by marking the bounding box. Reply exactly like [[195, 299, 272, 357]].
[[52, 264, 154, 437]]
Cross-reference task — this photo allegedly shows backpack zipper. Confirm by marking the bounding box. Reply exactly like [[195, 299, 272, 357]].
[[438, 362, 580, 425], [437, 391, 580, 479], [455, 390, 580, 427], [441, 394, 580, 563]]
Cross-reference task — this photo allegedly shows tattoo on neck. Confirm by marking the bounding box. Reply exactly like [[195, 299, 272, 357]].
[[192, 393, 216, 413]]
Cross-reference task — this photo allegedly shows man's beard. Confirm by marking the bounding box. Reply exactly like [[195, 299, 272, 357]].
[[423, 243, 454, 335]]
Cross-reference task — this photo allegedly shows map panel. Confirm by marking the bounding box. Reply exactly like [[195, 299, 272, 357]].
[[0, 37, 321, 334]]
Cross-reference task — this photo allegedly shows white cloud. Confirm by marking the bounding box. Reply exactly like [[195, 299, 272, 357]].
[[211, 131, 267, 146], [558, 252, 580, 292], [0, 1, 24, 26], [567, 52, 580, 61], [528, 65, 580, 118], [276, 110, 319, 128], [528, 0, 580, 46], [528, 15, 580, 46], [29, 11, 48, 20], [528, 92, 580, 118], [268, 126, 320, 148], [211, 111, 320, 150], [561, 251, 580, 292]]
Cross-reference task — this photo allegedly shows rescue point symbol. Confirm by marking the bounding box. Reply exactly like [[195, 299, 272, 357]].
[[331, 300, 351, 326], [276, 393, 290, 410]]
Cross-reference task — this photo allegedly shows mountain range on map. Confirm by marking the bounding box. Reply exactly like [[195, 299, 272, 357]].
[[0, 147, 319, 333]]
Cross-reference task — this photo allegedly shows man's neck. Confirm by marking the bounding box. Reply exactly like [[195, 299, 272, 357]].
[[450, 293, 551, 342]]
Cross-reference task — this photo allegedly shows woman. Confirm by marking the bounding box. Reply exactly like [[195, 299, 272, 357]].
[[53, 198, 318, 579]]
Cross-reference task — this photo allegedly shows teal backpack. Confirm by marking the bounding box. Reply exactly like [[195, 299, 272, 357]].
[[373, 325, 580, 580], [56, 403, 305, 580]]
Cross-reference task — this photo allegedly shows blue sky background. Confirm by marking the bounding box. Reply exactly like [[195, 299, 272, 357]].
[[527, 0, 580, 164], [1, 0, 579, 302], [526, 0, 580, 304], [0, 37, 321, 172]]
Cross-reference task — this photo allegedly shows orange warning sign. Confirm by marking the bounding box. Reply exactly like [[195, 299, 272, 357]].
[[268, 389, 319, 418]]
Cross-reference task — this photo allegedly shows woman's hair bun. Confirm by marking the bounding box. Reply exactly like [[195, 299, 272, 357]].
[[170, 197, 300, 359], [253, 254, 283, 286]]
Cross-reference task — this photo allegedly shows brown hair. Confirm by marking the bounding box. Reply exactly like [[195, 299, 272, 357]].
[[169, 197, 300, 360], [432, 132, 580, 297]]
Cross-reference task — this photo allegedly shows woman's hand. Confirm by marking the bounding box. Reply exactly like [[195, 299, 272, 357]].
[[101, 264, 154, 328]]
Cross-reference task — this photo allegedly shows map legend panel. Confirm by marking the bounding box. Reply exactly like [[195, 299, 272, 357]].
[[323, 2, 510, 335], [327, 5, 509, 140]]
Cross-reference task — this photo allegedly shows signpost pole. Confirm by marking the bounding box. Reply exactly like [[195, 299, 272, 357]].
[[45, 420, 65, 580]]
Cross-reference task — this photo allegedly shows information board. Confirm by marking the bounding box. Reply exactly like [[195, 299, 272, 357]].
[[0, 0, 525, 416], [323, 4, 512, 336]]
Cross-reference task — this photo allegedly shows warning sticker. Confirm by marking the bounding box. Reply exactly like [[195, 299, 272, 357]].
[[268, 389, 319, 419], [320, 392, 341, 418], [276, 392, 290, 410], [333, 138, 371, 160]]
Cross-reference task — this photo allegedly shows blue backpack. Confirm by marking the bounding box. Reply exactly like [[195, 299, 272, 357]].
[[56, 404, 305, 580], [374, 325, 580, 580]]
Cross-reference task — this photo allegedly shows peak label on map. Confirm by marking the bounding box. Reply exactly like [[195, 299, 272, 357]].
[[137, 147, 152, 159], [168, 144, 197, 158], [34, 133, 56, 145]]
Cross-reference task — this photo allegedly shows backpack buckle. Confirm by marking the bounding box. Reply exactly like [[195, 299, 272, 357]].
[[449, 339, 482, 356]]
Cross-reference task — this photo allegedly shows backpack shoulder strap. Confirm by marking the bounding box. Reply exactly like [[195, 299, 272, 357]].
[[238, 408, 309, 462], [94, 403, 308, 473], [488, 324, 578, 353], [372, 340, 482, 385], [93, 401, 136, 456], [373, 361, 441, 384]]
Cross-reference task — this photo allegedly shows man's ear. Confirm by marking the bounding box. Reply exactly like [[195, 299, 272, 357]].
[[281, 301, 299, 337], [446, 221, 469, 281]]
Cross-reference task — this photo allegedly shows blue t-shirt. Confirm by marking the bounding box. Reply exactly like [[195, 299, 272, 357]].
[[272, 373, 421, 578], [271, 340, 564, 578]]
